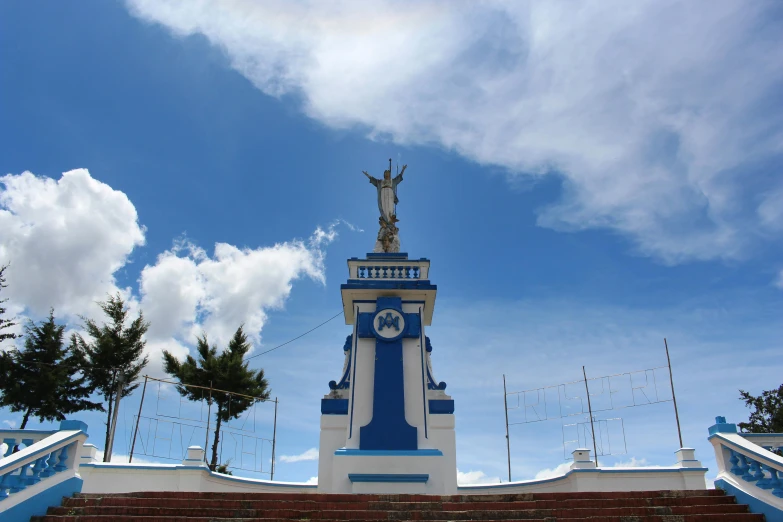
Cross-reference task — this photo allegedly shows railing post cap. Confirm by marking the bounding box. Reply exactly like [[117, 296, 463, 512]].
[[60, 419, 88, 434], [572, 448, 592, 461], [708, 416, 738, 435]]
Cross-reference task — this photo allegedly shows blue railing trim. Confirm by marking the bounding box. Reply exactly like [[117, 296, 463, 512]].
[[0, 431, 85, 475], [710, 433, 783, 470]]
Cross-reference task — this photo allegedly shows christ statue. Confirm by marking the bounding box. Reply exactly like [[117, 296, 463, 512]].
[[363, 160, 408, 253], [363, 162, 407, 225]]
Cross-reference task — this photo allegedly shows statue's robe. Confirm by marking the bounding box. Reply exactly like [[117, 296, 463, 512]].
[[369, 173, 403, 223]]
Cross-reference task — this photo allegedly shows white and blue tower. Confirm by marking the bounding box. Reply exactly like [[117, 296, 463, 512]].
[[318, 253, 457, 494]]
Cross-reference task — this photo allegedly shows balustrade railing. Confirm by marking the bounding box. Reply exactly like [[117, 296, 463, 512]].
[[348, 259, 429, 280], [0, 420, 88, 512], [708, 416, 783, 519]]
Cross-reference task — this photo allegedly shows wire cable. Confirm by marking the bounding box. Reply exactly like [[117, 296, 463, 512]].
[[244, 310, 344, 362]]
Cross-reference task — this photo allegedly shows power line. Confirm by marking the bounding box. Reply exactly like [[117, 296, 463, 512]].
[[244, 310, 344, 362], [3, 310, 345, 371]]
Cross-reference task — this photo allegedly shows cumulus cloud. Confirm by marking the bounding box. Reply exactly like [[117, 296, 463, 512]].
[[279, 448, 319, 463], [126, 0, 783, 263], [0, 169, 145, 318], [139, 223, 338, 370], [457, 469, 502, 485], [305, 476, 318, 485], [533, 461, 572, 480]]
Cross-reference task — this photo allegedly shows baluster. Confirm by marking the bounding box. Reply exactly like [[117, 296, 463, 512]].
[[729, 450, 742, 475], [21, 438, 33, 451], [414, 266, 420, 278], [370, 266, 377, 278], [771, 468, 783, 498], [0, 470, 11, 499], [2, 438, 15, 457], [740, 455, 754, 481], [748, 459, 764, 483], [40, 450, 59, 478], [54, 445, 69, 472], [27, 456, 48, 485], [398, 265, 404, 278], [381, 266, 387, 278], [11, 466, 27, 493], [758, 465, 775, 489]]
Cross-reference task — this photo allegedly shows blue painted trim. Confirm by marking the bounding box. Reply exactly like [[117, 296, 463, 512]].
[[709, 434, 783, 469], [321, 399, 348, 415], [1, 476, 83, 522], [709, 421, 738, 435], [365, 253, 410, 260], [335, 448, 443, 456], [59, 420, 88, 434], [349, 473, 428, 483], [457, 466, 708, 490], [419, 307, 428, 439], [0, 430, 56, 436], [429, 399, 455, 414], [328, 335, 353, 390], [716, 478, 783, 521], [348, 307, 359, 439], [352, 300, 426, 304], [341, 281, 437, 291]]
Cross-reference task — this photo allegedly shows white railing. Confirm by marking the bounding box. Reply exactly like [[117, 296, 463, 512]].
[[0, 421, 88, 513], [708, 416, 783, 518], [348, 259, 430, 280]]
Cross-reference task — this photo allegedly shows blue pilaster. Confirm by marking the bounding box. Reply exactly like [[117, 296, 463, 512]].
[[358, 297, 419, 450]]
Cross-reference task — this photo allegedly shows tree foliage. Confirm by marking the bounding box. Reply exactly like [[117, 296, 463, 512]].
[[738, 386, 783, 433], [0, 311, 102, 428], [73, 294, 149, 457], [162, 326, 270, 471], [0, 264, 18, 346]]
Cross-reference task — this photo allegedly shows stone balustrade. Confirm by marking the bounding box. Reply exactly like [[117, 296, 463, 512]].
[[348, 258, 430, 280], [709, 416, 783, 520], [0, 420, 88, 519]]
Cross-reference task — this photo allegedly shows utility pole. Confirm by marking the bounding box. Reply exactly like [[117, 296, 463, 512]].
[[105, 372, 124, 462], [503, 375, 511, 482]]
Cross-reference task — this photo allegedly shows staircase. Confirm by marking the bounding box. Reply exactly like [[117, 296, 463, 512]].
[[33, 489, 762, 521]]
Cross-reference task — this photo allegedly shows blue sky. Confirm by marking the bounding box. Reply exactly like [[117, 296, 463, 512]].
[[1, 1, 782, 484]]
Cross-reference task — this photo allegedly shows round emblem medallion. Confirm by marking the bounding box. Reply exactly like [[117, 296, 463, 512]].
[[371, 308, 406, 342]]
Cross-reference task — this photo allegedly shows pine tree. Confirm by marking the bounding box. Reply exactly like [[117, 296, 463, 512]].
[[0, 311, 102, 428], [73, 294, 149, 458], [739, 386, 783, 433], [162, 326, 270, 471], [0, 264, 18, 346]]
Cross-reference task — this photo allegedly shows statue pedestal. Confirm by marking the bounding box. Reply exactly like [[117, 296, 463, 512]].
[[317, 253, 457, 494]]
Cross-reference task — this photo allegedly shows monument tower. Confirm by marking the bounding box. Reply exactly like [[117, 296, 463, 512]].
[[317, 162, 457, 494]]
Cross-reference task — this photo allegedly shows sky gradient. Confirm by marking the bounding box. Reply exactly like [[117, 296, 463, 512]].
[[1, 0, 782, 485]]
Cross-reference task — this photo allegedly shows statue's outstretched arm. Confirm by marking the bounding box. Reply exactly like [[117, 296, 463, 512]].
[[394, 164, 407, 182], [363, 170, 379, 185]]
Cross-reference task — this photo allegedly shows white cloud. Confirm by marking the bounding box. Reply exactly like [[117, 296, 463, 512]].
[[0, 169, 145, 318], [2, 419, 17, 429], [305, 476, 318, 485], [611, 456, 662, 468], [126, 0, 783, 263], [139, 223, 338, 369], [279, 447, 319, 463], [457, 469, 501, 485], [533, 461, 572, 480]]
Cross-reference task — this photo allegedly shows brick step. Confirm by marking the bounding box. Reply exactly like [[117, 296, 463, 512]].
[[34, 518, 550, 522], [32, 516, 764, 522], [60, 495, 739, 510], [73, 489, 724, 502], [45, 503, 753, 519]]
